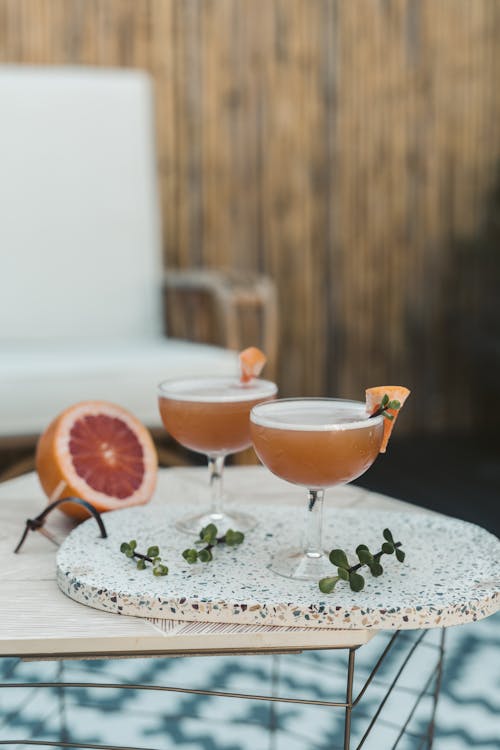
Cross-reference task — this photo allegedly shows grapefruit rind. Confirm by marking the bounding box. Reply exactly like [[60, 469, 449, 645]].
[[365, 386, 410, 454], [239, 346, 267, 383], [36, 401, 158, 520]]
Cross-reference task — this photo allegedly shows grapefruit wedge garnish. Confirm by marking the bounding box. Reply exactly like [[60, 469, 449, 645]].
[[366, 386, 410, 453], [239, 346, 267, 383], [36, 401, 158, 520]]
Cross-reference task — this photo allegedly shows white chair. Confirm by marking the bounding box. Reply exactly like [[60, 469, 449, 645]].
[[0, 66, 276, 460]]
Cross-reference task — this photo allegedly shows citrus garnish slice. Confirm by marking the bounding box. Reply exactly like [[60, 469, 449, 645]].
[[239, 346, 267, 383], [366, 386, 410, 453]]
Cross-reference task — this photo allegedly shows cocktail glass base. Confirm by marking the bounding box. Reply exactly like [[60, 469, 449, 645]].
[[175, 509, 257, 536], [269, 547, 332, 581]]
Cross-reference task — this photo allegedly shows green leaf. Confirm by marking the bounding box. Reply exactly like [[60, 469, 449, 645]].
[[182, 548, 198, 564], [225, 529, 245, 546], [318, 576, 339, 594], [349, 572, 365, 592], [201, 524, 218, 544], [120, 542, 130, 554], [129, 540, 137, 550], [125, 548, 135, 558], [147, 545, 159, 558], [369, 561, 383, 577], [388, 400, 401, 410], [153, 564, 168, 577], [382, 542, 395, 554], [153, 557, 161, 565], [136, 559, 146, 571], [381, 394, 389, 407], [382, 410, 394, 421], [395, 548, 406, 563], [337, 567, 350, 581], [383, 528, 394, 543], [357, 548, 374, 565], [198, 548, 213, 563], [329, 549, 349, 569]]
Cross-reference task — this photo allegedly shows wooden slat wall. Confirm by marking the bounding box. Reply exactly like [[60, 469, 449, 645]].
[[1, 0, 499, 433]]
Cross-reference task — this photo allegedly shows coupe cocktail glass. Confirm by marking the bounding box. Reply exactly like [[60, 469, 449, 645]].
[[250, 398, 384, 580], [158, 376, 277, 534]]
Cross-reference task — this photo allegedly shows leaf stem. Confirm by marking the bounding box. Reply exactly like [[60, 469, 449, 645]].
[[348, 541, 402, 574], [131, 551, 154, 563], [201, 533, 230, 554], [183, 526, 245, 564], [205, 534, 226, 549]]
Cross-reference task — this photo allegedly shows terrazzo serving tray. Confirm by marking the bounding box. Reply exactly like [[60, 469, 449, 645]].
[[57, 503, 500, 631]]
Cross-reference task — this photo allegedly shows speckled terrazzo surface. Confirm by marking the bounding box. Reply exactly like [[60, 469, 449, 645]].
[[57, 503, 500, 630]]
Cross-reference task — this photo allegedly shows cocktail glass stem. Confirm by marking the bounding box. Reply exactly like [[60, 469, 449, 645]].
[[269, 487, 329, 580], [208, 454, 225, 520], [175, 450, 255, 535], [304, 488, 325, 559]]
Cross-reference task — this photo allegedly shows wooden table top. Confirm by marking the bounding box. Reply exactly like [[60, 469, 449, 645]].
[[0, 467, 425, 660]]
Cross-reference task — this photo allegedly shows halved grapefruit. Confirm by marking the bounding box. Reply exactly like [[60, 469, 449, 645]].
[[36, 401, 158, 520], [366, 386, 411, 453], [239, 346, 267, 383]]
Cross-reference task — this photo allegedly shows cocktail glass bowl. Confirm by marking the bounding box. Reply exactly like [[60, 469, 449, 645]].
[[250, 398, 384, 580], [158, 376, 277, 535]]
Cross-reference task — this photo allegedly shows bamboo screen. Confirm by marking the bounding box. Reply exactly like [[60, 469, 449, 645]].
[[1, 0, 499, 433]]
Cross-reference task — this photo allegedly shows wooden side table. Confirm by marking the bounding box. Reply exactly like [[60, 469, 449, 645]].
[[0, 468, 452, 749]]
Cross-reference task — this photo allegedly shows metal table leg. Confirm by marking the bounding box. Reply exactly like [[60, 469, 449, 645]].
[[0, 629, 447, 750]]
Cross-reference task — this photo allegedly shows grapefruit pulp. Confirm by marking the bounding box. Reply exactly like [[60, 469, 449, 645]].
[[36, 401, 158, 520], [365, 386, 411, 453]]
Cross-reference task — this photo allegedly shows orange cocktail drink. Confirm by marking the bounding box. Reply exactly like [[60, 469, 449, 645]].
[[158, 377, 277, 534], [159, 384, 274, 456], [250, 398, 384, 579]]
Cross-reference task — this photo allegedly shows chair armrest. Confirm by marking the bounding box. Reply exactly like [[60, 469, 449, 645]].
[[162, 269, 278, 380]]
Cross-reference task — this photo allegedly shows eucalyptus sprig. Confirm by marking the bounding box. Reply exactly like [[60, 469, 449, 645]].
[[119, 540, 169, 576], [182, 523, 245, 564], [319, 528, 405, 594], [370, 393, 402, 421]]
